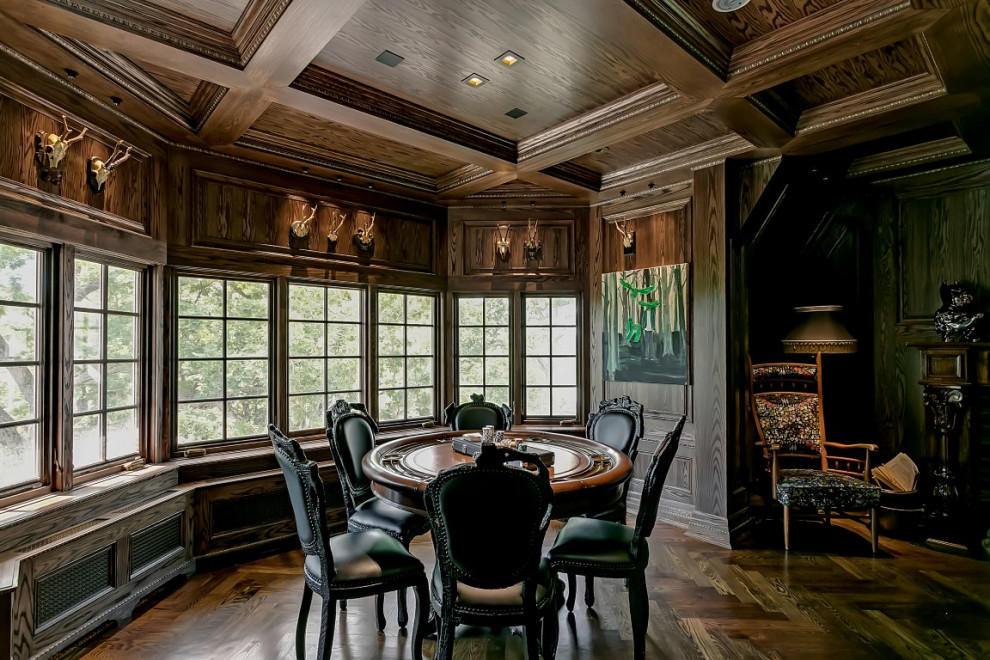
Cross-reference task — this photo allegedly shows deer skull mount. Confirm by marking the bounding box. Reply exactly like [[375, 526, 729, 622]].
[[494, 224, 511, 262], [615, 218, 636, 255], [87, 140, 132, 194], [523, 218, 542, 261], [290, 204, 318, 239], [35, 114, 87, 185], [327, 209, 348, 247], [354, 211, 376, 251]]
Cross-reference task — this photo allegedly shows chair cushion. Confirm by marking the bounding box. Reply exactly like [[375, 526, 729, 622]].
[[431, 557, 556, 610], [754, 392, 822, 454], [776, 469, 881, 509], [546, 517, 636, 571], [348, 497, 429, 542], [584, 499, 627, 524], [304, 529, 423, 586]]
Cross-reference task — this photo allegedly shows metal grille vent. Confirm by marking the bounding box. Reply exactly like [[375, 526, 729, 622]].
[[212, 491, 293, 534], [35, 546, 113, 629], [131, 514, 183, 575]]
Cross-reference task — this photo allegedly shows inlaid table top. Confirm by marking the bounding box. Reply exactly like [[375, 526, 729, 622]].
[[362, 429, 632, 518]]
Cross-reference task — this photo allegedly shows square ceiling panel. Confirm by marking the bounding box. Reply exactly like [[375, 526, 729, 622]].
[[152, 0, 251, 32], [309, 0, 669, 140], [680, 0, 845, 47]]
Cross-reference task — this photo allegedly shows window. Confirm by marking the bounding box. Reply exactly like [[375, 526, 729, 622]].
[[0, 242, 43, 490], [287, 283, 363, 432], [376, 291, 435, 423], [72, 259, 141, 469], [523, 296, 578, 418], [176, 276, 270, 446], [455, 296, 510, 407]]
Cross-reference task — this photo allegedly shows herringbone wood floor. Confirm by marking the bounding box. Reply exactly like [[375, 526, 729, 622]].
[[71, 519, 990, 659]]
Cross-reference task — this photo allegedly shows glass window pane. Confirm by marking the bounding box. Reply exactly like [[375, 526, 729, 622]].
[[289, 393, 325, 432], [74, 259, 102, 308], [73, 363, 101, 414], [327, 358, 360, 391], [289, 358, 324, 394], [106, 314, 135, 359], [485, 327, 509, 356], [378, 292, 404, 324], [552, 387, 577, 417], [0, 423, 38, 489], [378, 357, 404, 389], [378, 325, 404, 356], [0, 365, 37, 422], [327, 288, 360, 321], [551, 326, 576, 356], [525, 327, 550, 356], [459, 357, 483, 385], [407, 357, 433, 387], [525, 357, 550, 386], [177, 401, 223, 444], [227, 281, 268, 318], [227, 320, 268, 358], [378, 389, 404, 422], [228, 359, 269, 397], [327, 323, 360, 357], [179, 319, 223, 358], [459, 387, 479, 404], [459, 298, 484, 326], [485, 298, 509, 325], [74, 311, 102, 360], [177, 360, 223, 401], [526, 297, 550, 325], [406, 326, 433, 356], [458, 327, 483, 356], [407, 387, 432, 418], [526, 387, 551, 416], [107, 362, 136, 408], [107, 266, 137, 312], [406, 295, 433, 325], [485, 387, 510, 408], [289, 321, 325, 357], [551, 357, 577, 386], [0, 305, 37, 362], [178, 277, 223, 317], [485, 357, 510, 386], [73, 413, 102, 468], [0, 244, 38, 303], [226, 398, 268, 438], [552, 297, 577, 325], [106, 408, 138, 459], [289, 284, 324, 321]]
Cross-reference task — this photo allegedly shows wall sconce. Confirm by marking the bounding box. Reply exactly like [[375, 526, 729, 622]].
[[523, 217, 542, 261], [86, 140, 132, 194], [327, 208, 348, 249], [290, 204, 318, 239], [494, 224, 511, 262], [35, 114, 87, 185], [615, 218, 636, 255], [354, 211, 376, 251]]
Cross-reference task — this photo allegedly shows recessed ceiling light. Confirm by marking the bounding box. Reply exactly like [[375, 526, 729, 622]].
[[712, 0, 750, 11], [462, 73, 489, 87], [375, 50, 405, 67], [496, 50, 524, 67], [505, 107, 527, 119]]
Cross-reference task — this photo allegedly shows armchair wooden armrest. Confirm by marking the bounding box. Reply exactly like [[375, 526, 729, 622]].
[[823, 442, 879, 451]]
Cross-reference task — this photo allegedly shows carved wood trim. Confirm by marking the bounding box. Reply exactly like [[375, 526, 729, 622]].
[[601, 134, 753, 191], [229, 0, 294, 65], [603, 198, 691, 223], [848, 136, 971, 177], [436, 165, 498, 194], [620, 0, 730, 77], [874, 157, 990, 197], [188, 83, 228, 133], [539, 163, 602, 192], [290, 67, 517, 163]]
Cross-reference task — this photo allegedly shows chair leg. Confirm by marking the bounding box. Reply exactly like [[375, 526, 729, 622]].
[[397, 587, 408, 628], [436, 607, 456, 660], [542, 601, 559, 660], [375, 593, 386, 632], [783, 505, 791, 551], [340, 599, 346, 611], [870, 506, 879, 555], [316, 595, 336, 660], [525, 616, 540, 659], [411, 577, 428, 660], [628, 572, 648, 659], [584, 576, 596, 608], [296, 585, 313, 660], [565, 573, 576, 612]]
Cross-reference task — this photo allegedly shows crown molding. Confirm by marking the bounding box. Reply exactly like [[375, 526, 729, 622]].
[[601, 134, 753, 190], [603, 197, 691, 222], [539, 162, 602, 192], [848, 136, 971, 178], [621, 0, 730, 78]]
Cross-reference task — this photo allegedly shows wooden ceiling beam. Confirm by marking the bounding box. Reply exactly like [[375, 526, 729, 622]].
[[710, 97, 793, 150], [601, 134, 754, 191], [436, 167, 517, 200]]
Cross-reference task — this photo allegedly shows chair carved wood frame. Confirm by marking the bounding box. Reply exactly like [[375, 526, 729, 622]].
[[750, 355, 881, 553], [443, 393, 512, 431], [326, 398, 379, 519], [586, 395, 645, 458]]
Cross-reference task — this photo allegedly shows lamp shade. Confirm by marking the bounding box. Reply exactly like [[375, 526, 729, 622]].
[[781, 305, 857, 354]]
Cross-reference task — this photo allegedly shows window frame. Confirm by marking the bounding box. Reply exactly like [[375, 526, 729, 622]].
[[520, 293, 581, 423], [451, 293, 513, 410]]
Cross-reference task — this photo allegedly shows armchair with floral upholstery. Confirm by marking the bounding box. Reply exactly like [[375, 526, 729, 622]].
[[751, 355, 880, 553]]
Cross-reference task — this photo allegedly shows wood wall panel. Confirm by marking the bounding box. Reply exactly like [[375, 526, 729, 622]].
[[602, 207, 689, 274], [460, 220, 573, 276]]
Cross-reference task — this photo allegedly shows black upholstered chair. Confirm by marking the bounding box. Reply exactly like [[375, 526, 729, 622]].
[[443, 394, 512, 431], [547, 415, 685, 659], [325, 399, 430, 630], [269, 425, 429, 660], [425, 443, 560, 660]]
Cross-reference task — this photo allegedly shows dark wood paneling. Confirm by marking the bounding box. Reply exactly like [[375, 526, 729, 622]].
[[602, 207, 688, 274], [460, 220, 573, 276], [737, 157, 781, 224], [687, 0, 842, 48]]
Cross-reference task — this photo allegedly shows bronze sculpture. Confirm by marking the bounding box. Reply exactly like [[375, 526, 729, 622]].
[[934, 282, 984, 342]]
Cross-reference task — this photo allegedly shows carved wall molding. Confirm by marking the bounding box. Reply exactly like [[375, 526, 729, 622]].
[[593, 179, 693, 209], [848, 136, 972, 178], [603, 198, 691, 223], [621, 0, 730, 77], [189, 83, 229, 133], [436, 165, 497, 194], [539, 162, 602, 192], [601, 134, 752, 190]]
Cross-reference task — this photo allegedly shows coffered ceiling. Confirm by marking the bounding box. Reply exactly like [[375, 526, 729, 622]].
[[0, 0, 987, 206]]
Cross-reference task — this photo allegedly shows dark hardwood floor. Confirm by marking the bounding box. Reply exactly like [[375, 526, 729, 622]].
[[69, 520, 990, 659]]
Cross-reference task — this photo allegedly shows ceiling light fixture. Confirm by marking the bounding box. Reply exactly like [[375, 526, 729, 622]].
[[505, 107, 527, 119], [496, 50, 523, 67], [712, 0, 750, 11], [462, 73, 489, 87], [375, 50, 405, 67]]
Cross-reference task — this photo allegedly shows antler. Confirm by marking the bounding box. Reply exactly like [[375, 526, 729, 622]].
[[614, 218, 629, 238], [331, 209, 347, 234], [365, 211, 376, 234], [106, 141, 133, 171], [61, 114, 88, 144], [305, 204, 318, 223]]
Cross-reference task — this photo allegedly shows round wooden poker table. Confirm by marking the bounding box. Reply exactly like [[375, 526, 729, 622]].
[[362, 429, 632, 518]]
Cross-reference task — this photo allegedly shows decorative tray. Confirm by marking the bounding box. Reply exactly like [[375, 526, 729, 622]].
[[451, 436, 555, 467]]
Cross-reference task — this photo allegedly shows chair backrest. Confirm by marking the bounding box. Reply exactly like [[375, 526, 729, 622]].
[[269, 424, 333, 588], [325, 398, 379, 517], [586, 395, 644, 457], [443, 395, 512, 431], [631, 415, 685, 562], [425, 443, 553, 591], [750, 357, 825, 456]]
